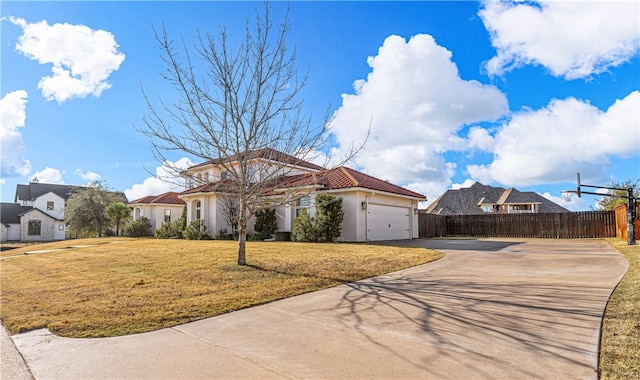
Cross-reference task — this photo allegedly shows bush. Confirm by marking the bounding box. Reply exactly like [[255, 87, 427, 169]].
[[291, 195, 344, 242], [315, 194, 344, 242], [183, 219, 212, 240], [214, 228, 233, 240], [124, 217, 153, 237], [254, 208, 278, 240], [155, 218, 186, 239], [291, 209, 320, 242]]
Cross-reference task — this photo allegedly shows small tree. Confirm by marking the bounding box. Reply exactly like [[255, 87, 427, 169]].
[[139, 4, 365, 265], [315, 194, 344, 242], [105, 202, 132, 236], [254, 208, 277, 240], [65, 181, 125, 237], [156, 206, 187, 239]]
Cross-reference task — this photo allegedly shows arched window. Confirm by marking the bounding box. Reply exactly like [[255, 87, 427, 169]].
[[196, 200, 202, 220]]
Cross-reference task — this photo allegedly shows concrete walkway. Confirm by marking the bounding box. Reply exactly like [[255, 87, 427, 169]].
[[5, 239, 628, 379]]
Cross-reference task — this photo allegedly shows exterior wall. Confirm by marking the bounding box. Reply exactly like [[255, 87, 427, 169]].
[[133, 204, 185, 232], [32, 192, 66, 219], [20, 209, 58, 242], [3, 223, 27, 241]]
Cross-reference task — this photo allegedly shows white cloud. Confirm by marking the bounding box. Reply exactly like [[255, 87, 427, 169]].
[[480, 0, 640, 79], [125, 158, 193, 201], [0, 90, 31, 178], [31, 167, 65, 184], [540, 192, 586, 213], [74, 169, 101, 182], [468, 91, 640, 187], [6, 16, 125, 103], [329, 34, 508, 192]]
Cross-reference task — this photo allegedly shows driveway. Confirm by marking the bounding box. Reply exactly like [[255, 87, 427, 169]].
[[7, 239, 628, 379]]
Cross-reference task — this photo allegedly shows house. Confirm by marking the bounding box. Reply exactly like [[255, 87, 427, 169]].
[[1, 182, 80, 242], [129, 192, 186, 231], [171, 148, 425, 241], [1, 181, 127, 242], [426, 182, 570, 215]]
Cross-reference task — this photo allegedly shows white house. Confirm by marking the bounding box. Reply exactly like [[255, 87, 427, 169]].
[[1, 181, 127, 242], [176, 148, 425, 242], [129, 192, 186, 231], [0, 182, 81, 242]]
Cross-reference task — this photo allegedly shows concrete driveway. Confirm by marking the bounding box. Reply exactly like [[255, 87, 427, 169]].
[[5, 239, 628, 379]]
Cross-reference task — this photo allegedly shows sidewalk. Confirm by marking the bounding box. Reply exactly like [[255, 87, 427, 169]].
[[5, 239, 628, 379]]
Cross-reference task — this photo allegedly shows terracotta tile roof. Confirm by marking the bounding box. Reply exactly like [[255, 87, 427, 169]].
[[129, 192, 185, 205], [274, 167, 426, 199], [188, 148, 324, 171], [180, 180, 238, 196]]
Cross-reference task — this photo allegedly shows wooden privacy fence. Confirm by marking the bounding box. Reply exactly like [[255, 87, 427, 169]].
[[419, 211, 616, 239], [614, 202, 640, 241]]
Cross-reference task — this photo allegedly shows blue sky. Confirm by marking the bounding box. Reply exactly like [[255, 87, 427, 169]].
[[2, 1, 639, 210]]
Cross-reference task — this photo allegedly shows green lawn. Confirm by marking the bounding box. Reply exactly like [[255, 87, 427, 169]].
[[0, 238, 443, 338], [599, 239, 640, 379]]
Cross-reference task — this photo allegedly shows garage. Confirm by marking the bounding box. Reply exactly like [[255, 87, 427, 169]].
[[367, 203, 411, 241]]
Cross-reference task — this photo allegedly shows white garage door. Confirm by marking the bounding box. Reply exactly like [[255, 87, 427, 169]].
[[367, 204, 411, 241]]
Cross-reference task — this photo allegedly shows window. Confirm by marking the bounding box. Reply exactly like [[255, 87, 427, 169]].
[[59, 225, 65, 231], [481, 205, 493, 213], [47, 201, 54, 210], [220, 170, 229, 180], [196, 201, 202, 220], [164, 209, 171, 223], [28, 220, 41, 235], [295, 196, 311, 218]]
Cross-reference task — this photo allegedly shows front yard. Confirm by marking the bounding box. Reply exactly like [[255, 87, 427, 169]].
[[0, 238, 442, 338]]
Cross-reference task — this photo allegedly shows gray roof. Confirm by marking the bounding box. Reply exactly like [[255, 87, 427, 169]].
[[426, 182, 570, 215], [14, 182, 128, 203], [1, 203, 33, 224], [15, 182, 82, 202]]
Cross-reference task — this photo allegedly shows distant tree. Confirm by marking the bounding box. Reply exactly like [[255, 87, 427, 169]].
[[105, 202, 132, 236], [66, 181, 125, 237], [597, 180, 639, 210], [315, 194, 344, 242], [139, 3, 365, 265]]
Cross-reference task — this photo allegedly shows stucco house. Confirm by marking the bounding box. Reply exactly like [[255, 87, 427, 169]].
[[129, 192, 186, 231], [426, 182, 570, 215], [174, 148, 425, 242]]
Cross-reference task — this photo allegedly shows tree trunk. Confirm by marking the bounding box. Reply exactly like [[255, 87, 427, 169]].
[[237, 227, 247, 265]]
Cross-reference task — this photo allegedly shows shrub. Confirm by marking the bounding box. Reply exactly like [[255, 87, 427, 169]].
[[155, 218, 186, 239], [254, 208, 278, 240], [124, 217, 153, 237], [183, 219, 212, 240], [214, 228, 233, 240], [315, 194, 344, 242], [291, 209, 320, 242]]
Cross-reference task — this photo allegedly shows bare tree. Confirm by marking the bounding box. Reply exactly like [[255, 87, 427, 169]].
[[138, 4, 364, 265]]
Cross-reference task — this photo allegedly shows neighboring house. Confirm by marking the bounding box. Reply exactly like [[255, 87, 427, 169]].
[[129, 192, 186, 231], [426, 182, 570, 215], [174, 148, 425, 242], [1, 181, 127, 242]]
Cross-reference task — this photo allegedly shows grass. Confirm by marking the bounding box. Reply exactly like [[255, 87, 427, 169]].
[[0, 238, 443, 338], [599, 238, 640, 379]]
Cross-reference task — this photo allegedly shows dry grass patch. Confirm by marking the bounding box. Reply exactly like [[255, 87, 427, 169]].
[[0, 238, 442, 338], [599, 239, 640, 379]]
